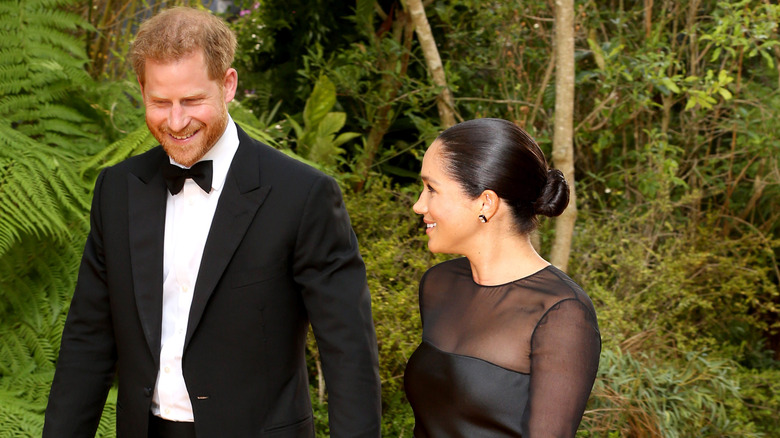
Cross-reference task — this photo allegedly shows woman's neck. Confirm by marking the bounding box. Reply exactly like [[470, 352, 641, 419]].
[[465, 232, 550, 286]]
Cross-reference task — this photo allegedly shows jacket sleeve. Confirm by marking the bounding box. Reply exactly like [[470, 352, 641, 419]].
[[292, 174, 382, 437], [43, 169, 117, 437]]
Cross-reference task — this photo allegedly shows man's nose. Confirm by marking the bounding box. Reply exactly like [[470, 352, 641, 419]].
[[167, 103, 190, 132]]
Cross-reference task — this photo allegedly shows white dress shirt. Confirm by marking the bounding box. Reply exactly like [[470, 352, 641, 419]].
[[151, 116, 239, 421]]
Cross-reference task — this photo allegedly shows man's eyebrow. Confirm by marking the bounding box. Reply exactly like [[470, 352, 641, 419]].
[[147, 91, 207, 100]]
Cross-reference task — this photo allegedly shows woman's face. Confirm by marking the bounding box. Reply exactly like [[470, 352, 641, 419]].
[[413, 140, 482, 254]]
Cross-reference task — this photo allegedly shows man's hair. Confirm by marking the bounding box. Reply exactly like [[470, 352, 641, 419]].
[[130, 7, 237, 85]]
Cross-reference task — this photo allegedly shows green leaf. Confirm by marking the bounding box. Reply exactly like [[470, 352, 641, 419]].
[[760, 49, 775, 68], [317, 112, 347, 138], [302, 75, 336, 128], [661, 77, 681, 94], [285, 114, 304, 139], [333, 132, 362, 148], [710, 47, 722, 62]]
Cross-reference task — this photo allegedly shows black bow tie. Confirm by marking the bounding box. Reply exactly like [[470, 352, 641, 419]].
[[162, 160, 213, 195]]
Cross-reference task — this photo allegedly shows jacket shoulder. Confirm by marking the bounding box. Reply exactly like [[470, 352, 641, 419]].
[[100, 145, 166, 183]]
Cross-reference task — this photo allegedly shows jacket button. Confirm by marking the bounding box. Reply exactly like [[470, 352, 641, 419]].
[[144, 387, 153, 397]]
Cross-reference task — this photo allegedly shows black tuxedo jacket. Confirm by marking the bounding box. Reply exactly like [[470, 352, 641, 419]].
[[44, 124, 381, 437]]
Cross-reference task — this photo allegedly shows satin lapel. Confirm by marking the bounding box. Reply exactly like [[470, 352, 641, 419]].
[[185, 140, 270, 350], [127, 160, 168, 361]]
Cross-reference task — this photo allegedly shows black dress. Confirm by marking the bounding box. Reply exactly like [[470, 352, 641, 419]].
[[404, 257, 600, 437]]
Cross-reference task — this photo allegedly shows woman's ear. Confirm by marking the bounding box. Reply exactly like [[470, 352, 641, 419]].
[[478, 189, 500, 222]]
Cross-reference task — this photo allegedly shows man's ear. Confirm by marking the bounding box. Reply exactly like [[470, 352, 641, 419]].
[[223, 68, 238, 103], [137, 76, 145, 98]]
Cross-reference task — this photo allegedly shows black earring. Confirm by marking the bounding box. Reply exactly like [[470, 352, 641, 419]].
[[478, 214, 487, 223]]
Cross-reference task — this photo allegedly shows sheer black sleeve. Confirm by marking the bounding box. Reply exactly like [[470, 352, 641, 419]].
[[522, 298, 601, 437]]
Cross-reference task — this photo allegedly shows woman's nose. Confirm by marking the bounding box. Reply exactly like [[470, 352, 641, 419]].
[[412, 193, 426, 215]]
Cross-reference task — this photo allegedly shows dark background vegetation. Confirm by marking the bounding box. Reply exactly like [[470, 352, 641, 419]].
[[1, 0, 778, 436]]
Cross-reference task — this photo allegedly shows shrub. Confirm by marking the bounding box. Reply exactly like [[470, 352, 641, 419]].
[[581, 348, 760, 437]]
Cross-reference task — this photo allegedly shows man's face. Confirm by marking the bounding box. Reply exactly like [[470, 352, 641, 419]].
[[140, 50, 237, 167]]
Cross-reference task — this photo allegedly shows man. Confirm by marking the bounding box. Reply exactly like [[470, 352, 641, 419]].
[[43, 7, 381, 437]]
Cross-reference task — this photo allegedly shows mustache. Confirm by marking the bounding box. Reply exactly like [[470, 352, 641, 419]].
[[162, 121, 204, 137]]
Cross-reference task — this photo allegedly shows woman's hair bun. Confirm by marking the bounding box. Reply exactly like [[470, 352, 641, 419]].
[[532, 169, 569, 217]]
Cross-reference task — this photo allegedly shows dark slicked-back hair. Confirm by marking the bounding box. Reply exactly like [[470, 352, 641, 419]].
[[130, 7, 237, 85], [436, 118, 569, 234]]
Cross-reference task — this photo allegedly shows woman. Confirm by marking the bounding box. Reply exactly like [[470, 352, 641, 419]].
[[404, 118, 600, 437]]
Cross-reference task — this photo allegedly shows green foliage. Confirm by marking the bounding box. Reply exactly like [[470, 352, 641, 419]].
[[572, 194, 779, 361], [429, 0, 554, 127], [701, 1, 779, 67], [736, 368, 780, 436], [0, 0, 95, 256], [0, 1, 131, 435], [583, 348, 761, 437], [0, 0, 99, 150], [0, 123, 90, 257], [287, 75, 361, 167], [80, 122, 158, 177], [0, 372, 47, 437], [575, 0, 780, 238], [297, 33, 443, 183], [0, 233, 84, 435], [230, 0, 361, 115]]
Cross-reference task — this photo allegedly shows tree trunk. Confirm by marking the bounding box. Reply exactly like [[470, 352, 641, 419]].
[[404, 0, 456, 128], [549, 0, 577, 272]]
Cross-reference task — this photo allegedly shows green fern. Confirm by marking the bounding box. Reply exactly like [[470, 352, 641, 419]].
[[0, 1, 104, 434], [0, 0, 99, 150], [95, 387, 118, 438], [0, 396, 46, 437], [0, 374, 118, 436], [0, 235, 82, 373], [0, 0, 97, 256], [0, 122, 89, 257], [80, 122, 158, 176], [0, 231, 84, 434]]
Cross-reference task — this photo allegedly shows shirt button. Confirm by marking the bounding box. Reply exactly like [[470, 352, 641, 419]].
[[164, 366, 170, 373], [182, 285, 189, 293], [165, 408, 171, 415]]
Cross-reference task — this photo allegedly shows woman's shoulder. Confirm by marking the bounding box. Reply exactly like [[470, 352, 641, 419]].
[[421, 257, 470, 283], [534, 265, 598, 321]]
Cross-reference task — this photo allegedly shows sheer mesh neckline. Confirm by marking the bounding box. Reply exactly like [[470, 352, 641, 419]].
[[468, 263, 553, 288], [418, 257, 598, 373]]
